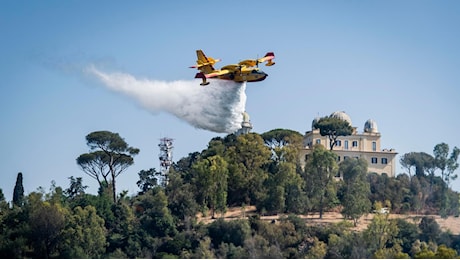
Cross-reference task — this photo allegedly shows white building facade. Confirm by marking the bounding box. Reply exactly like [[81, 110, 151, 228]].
[[300, 111, 397, 177]]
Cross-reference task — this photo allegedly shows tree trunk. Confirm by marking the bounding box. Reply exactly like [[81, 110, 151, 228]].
[[319, 193, 324, 219], [111, 172, 117, 203], [109, 156, 117, 203]]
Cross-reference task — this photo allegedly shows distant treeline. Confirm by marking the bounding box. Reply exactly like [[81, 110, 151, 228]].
[[0, 129, 459, 258]]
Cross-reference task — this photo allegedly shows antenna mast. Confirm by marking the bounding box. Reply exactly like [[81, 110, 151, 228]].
[[158, 137, 173, 186]]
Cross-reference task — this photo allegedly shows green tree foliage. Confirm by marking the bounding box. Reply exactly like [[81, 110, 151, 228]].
[[192, 237, 216, 259], [303, 145, 339, 218], [64, 176, 87, 200], [172, 151, 201, 182], [434, 143, 460, 217], [393, 174, 412, 213], [413, 240, 437, 258], [0, 204, 29, 257], [60, 205, 106, 258], [12, 172, 24, 207], [158, 229, 199, 258], [257, 129, 306, 214], [434, 244, 458, 258], [283, 172, 307, 214], [305, 237, 328, 259], [414, 244, 458, 259], [443, 188, 460, 217], [409, 177, 424, 213], [207, 218, 251, 248], [106, 200, 143, 258], [72, 190, 115, 228], [419, 216, 440, 243], [400, 152, 435, 177], [248, 217, 301, 258], [27, 192, 66, 258], [134, 188, 176, 238], [325, 226, 360, 259], [367, 171, 450, 215], [261, 128, 303, 144], [136, 168, 161, 194], [2, 129, 460, 258], [0, 189, 8, 213], [367, 173, 409, 214], [216, 241, 248, 258], [313, 116, 353, 150], [396, 143, 460, 217], [434, 143, 460, 186], [201, 137, 226, 158], [394, 218, 420, 256], [192, 155, 228, 218], [244, 233, 283, 258], [259, 160, 306, 214], [261, 128, 303, 164], [165, 169, 199, 223], [76, 130, 139, 203], [225, 133, 272, 206], [0, 189, 5, 203], [373, 245, 410, 259], [363, 213, 401, 257], [339, 158, 371, 226]]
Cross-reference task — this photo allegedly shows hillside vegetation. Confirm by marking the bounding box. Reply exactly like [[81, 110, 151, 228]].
[[1, 129, 459, 258]]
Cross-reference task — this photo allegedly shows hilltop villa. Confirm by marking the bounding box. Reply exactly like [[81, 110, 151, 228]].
[[300, 111, 397, 177]]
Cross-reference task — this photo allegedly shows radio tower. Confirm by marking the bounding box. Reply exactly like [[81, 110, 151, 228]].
[[158, 137, 173, 186]]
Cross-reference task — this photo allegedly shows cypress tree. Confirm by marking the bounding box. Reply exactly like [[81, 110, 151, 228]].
[[0, 188, 5, 201], [12, 172, 24, 207]]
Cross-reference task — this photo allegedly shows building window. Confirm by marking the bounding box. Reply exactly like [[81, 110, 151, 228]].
[[382, 158, 388, 164], [316, 139, 321, 144], [344, 140, 349, 150], [352, 141, 358, 147], [344, 156, 349, 160], [371, 157, 378, 164], [372, 142, 376, 151], [337, 156, 341, 162], [336, 140, 341, 146]]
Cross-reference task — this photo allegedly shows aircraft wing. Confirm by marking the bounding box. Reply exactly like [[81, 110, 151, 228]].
[[238, 59, 257, 67], [189, 50, 221, 74], [220, 65, 240, 71], [204, 69, 231, 78], [195, 69, 231, 86], [238, 52, 275, 67]]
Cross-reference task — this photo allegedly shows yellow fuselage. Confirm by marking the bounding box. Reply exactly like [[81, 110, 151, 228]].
[[218, 66, 268, 83]]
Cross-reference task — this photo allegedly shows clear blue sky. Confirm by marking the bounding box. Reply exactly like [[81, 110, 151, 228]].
[[1, 1, 459, 201]]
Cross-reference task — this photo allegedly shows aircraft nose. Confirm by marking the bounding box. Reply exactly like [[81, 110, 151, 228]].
[[254, 71, 268, 82]]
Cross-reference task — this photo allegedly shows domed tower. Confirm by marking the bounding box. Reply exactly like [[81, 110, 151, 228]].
[[330, 111, 352, 126], [301, 112, 397, 178], [236, 111, 253, 135], [364, 119, 379, 133]]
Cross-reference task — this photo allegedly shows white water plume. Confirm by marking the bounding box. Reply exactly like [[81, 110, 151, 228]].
[[86, 65, 247, 133]]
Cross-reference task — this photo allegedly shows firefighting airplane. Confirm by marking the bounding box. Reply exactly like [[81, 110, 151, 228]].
[[190, 50, 275, 86]]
